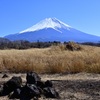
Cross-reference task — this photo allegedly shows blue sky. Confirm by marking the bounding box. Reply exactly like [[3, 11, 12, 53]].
[[0, 0, 100, 37]]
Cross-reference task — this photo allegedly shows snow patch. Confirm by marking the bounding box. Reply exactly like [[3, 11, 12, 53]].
[[20, 18, 71, 33]]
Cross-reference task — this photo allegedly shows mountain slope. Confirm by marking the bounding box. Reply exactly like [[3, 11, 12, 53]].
[[4, 18, 100, 42]]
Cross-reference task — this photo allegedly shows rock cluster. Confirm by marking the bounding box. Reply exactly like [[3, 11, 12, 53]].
[[0, 72, 59, 100]]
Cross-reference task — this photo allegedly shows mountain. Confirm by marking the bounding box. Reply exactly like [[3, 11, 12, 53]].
[[0, 37, 10, 43], [4, 18, 100, 42]]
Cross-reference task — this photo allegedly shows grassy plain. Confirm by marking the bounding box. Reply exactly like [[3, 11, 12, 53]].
[[0, 45, 100, 73]]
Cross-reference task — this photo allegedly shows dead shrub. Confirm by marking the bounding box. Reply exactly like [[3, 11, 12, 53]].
[[66, 41, 82, 51]]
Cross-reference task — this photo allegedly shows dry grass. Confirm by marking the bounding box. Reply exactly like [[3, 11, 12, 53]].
[[0, 45, 100, 73]]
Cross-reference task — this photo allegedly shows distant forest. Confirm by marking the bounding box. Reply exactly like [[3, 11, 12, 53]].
[[0, 37, 100, 49]]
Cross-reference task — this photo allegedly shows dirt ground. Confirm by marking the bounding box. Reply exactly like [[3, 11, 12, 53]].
[[0, 72, 100, 100]]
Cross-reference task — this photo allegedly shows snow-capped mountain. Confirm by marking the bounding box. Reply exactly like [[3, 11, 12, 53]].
[[4, 18, 100, 42], [20, 18, 71, 33]]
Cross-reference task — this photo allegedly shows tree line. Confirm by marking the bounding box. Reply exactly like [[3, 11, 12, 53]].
[[0, 37, 100, 49], [0, 40, 61, 49]]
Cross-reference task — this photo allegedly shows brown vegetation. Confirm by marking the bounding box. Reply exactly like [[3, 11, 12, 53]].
[[0, 44, 100, 73]]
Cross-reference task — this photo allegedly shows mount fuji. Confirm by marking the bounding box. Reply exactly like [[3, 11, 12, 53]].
[[4, 18, 100, 42]]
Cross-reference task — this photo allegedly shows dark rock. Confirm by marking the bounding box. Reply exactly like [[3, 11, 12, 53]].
[[2, 74, 8, 78], [0, 85, 4, 96], [3, 76, 22, 95], [37, 81, 45, 89], [20, 84, 40, 100], [43, 87, 59, 98], [45, 80, 53, 87], [0, 72, 59, 99], [9, 88, 21, 99], [26, 72, 41, 84], [9, 87, 22, 99]]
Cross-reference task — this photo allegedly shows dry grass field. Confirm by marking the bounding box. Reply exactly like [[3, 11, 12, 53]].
[[0, 44, 100, 74]]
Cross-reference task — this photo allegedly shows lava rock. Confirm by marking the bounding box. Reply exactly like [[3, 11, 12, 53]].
[[45, 80, 53, 87], [3, 76, 22, 95], [2, 74, 8, 78], [20, 84, 41, 100], [43, 87, 59, 98], [37, 81, 45, 89], [0, 72, 59, 99], [26, 72, 41, 84], [9, 87, 21, 99], [0, 85, 4, 96]]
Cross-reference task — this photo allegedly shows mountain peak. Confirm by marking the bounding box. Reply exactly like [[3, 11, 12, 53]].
[[20, 17, 71, 33]]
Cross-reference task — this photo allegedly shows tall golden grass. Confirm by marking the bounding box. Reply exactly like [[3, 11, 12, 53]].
[[0, 45, 100, 73]]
